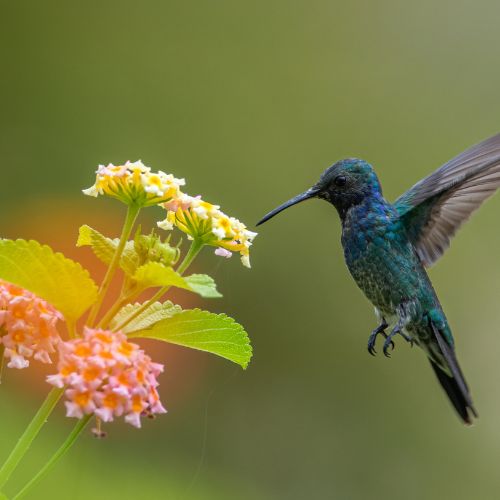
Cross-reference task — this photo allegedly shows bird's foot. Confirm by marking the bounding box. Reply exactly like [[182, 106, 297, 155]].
[[367, 320, 389, 356], [382, 328, 413, 357]]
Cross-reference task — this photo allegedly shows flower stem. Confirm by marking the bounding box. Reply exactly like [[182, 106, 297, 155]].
[[12, 415, 91, 500], [97, 288, 139, 330], [0, 387, 64, 489], [0, 345, 5, 384], [176, 238, 204, 275], [112, 239, 204, 332], [87, 204, 141, 326], [112, 287, 167, 333]]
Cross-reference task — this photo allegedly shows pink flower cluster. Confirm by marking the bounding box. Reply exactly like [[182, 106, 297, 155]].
[[47, 328, 166, 428], [0, 280, 63, 369]]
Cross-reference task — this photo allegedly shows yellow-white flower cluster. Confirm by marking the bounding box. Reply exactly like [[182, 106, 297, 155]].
[[158, 195, 257, 268], [83, 161, 185, 207], [84, 160, 257, 267]]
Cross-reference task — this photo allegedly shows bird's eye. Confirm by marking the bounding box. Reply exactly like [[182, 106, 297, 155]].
[[334, 175, 347, 187]]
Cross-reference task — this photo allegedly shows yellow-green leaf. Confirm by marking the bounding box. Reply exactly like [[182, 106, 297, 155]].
[[133, 262, 189, 289], [184, 274, 222, 298], [133, 262, 221, 298], [131, 309, 252, 369], [0, 239, 98, 322], [77, 225, 138, 275], [110, 301, 182, 334]]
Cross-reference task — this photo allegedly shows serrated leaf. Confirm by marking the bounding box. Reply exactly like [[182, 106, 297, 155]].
[[184, 274, 222, 298], [77, 225, 138, 275], [109, 301, 182, 334], [0, 239, 98, 322], [133, 262, 222, 298], [131, 309, 252, 369]]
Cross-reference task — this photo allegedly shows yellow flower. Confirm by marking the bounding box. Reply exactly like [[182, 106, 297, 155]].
[[158, 195, 257, 268], [83, 161, 185, 208]]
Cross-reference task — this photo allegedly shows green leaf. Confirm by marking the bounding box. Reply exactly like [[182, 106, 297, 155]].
[[133, 262, 189, 289], [77, 225, 138, 275], [133, 262, 222, 298], [184, 274, 222, 298], [0, 239, 98, 323], [109, 301, 182, 334], [131, 309, 252, 369]]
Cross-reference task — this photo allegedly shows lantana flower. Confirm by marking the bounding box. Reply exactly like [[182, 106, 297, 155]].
[[0, 280, 63, 369], [83, 161, 186, 208], [47, 328, 166, 428], [158, 194, 257, 267]]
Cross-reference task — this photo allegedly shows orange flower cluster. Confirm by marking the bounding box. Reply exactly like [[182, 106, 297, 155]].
[[0, 280, 62, 369], [47, 328, 166, 428]]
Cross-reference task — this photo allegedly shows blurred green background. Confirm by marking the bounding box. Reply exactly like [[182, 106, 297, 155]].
[[2, 1, 500, 498]]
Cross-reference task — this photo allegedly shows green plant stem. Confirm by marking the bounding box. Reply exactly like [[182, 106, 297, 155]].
[[112, 239, 204, 332], [0, 345, 5, 384], [112, 287, 168, 333], [12, 415, 91, 500], [97, 287, 140, 330], [97, 296, 128, 329], [97, 273, 140, 329], [0, 388, 64, 489], [176, 239, 204, 274], [87, 204, 141, 326]]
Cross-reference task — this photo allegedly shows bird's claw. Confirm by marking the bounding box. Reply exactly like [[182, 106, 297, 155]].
[[367, 321, 389, 356], [382, 329, 413, 357], [367, 337, 378, 356], [383, 335, 396, 357]]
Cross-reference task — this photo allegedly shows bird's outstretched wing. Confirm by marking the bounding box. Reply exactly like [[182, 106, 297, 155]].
[[394, 133, 500, 266]]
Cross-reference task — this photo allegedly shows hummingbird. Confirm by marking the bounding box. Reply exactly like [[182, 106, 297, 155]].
[[257, 133, 500, 424]]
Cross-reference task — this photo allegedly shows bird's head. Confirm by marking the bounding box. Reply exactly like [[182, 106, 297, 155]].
[[257, 158, 382, 225]]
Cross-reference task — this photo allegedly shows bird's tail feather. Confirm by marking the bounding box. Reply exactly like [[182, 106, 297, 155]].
[[429, 360, 476, 425], [429, 321, 477, 425]]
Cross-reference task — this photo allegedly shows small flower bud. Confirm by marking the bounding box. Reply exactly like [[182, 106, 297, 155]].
[[134, 232, 180, 267]]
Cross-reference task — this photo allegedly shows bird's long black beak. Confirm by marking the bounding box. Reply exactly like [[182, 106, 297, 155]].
[[256, 187, 320, 226]]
